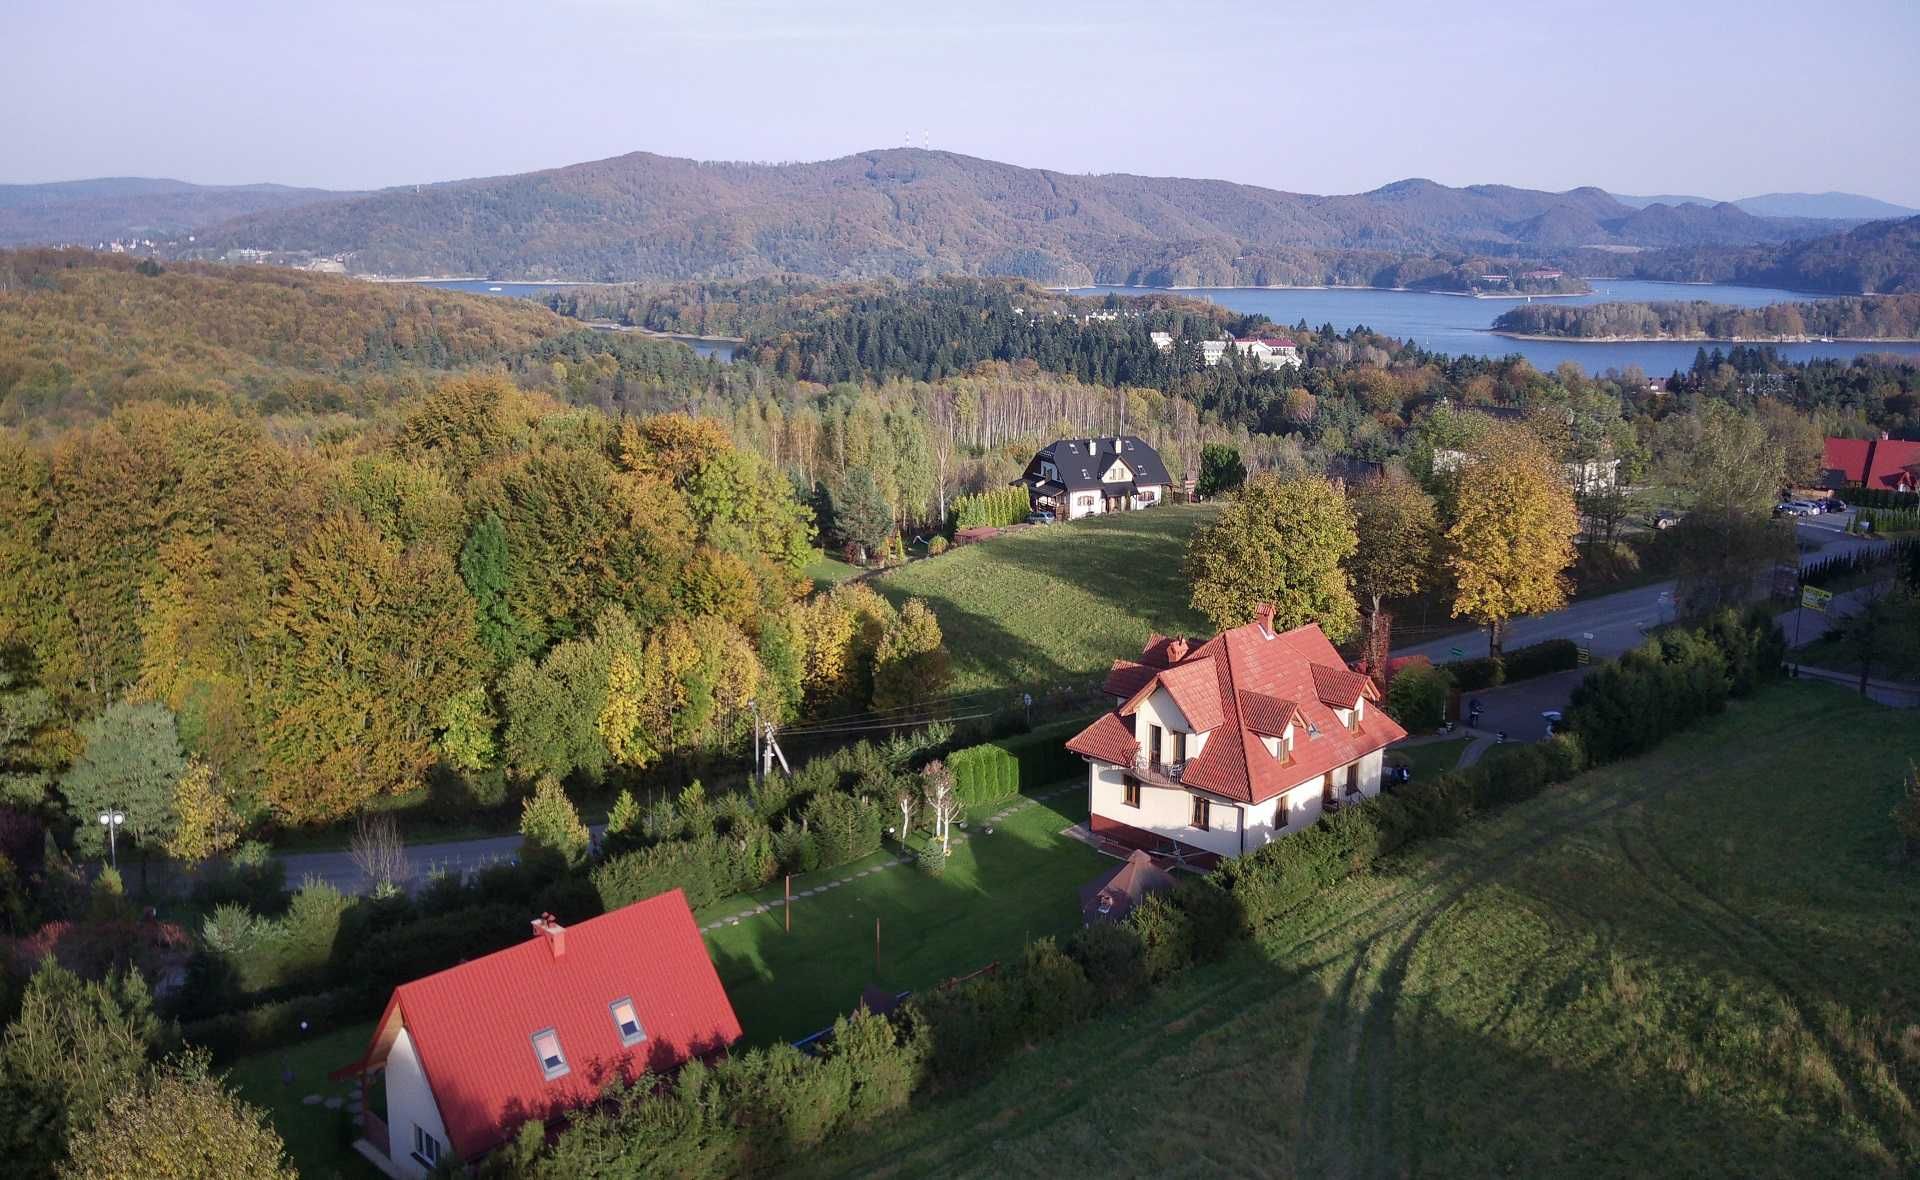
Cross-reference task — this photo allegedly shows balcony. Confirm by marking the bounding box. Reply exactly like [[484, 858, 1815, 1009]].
[[1131, 750, 1188, 788]]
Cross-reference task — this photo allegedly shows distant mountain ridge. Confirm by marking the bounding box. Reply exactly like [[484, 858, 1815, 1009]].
[[0, 177, 364, 246], [168, 148, 1846, 287], [1594, 215, 1920, 294], [1609, 190, 1919, 221]]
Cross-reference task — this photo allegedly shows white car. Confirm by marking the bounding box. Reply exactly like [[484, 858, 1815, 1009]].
[[1773, 500, 1817, 517]]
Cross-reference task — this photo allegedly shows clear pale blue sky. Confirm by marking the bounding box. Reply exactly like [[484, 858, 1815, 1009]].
[[5, 0, 1917, 204]]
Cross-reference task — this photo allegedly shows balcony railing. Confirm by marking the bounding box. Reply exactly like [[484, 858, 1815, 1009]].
[[1131, 750, 1188, 787]]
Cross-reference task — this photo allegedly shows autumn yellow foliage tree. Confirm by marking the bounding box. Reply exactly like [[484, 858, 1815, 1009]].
[[1445, 428, 1580, 656], [163, 758, 241, 866], [57, 1051, 295, 1180]]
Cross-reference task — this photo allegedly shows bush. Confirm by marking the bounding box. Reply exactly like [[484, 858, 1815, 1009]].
[[1384, 663, 1451, 731], [1127, 893, 1195, 982], [803, 795, 883, 869], [1448, 656, 1505, 691], [914, 842, 947, 877], [179, 987, 361, 1063], [950, 487, 1030, 530], [594, 828, 776, 913], [927, 536, 949, 556], [1502, 638, 1580, 681], [1064, 920, 1148, 1003], [346, 904, 531, 1000], [947, 744, 1019, 806], [190, 841, 287, 915]]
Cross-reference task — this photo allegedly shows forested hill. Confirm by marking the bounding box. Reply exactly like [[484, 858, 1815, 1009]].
[[1492, 294, 1920, 341], [179, 148, 1831, 285], [0, 177, 362, 246], [0, 249, 579, 425], [1593, 215, 1920, 294]]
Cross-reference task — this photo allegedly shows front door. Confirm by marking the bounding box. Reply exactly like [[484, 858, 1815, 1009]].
[[1321, 771, 1334, 806]]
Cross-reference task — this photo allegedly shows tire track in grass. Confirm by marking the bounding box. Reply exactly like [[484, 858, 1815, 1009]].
[[1634, 815, 1919, 1156], [1296, 949, 1371, 1178], [1609, 814, 1906, 1168]]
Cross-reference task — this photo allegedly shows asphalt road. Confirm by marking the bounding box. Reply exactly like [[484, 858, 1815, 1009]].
[[1394, 511, 1881, 665], [278, 826, 607, 897]]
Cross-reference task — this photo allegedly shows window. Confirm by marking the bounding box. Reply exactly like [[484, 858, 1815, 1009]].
[[1345, 763, 1359, 794], [1122, 777, 1141, 808], [531, 1028, 569, 1080], [1276, 803, 1289, 829], [1191, 794, 1209, 831], [610, 998, 645, 1046], [1148, 724, 1164, 767], [412, 1125, 441, 1167]]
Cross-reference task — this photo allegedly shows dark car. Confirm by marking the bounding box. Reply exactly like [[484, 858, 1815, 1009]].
[[1024, 511, 1055, 525], [1822, 499, 1848, 513], [1652, 510, 1681, 530]]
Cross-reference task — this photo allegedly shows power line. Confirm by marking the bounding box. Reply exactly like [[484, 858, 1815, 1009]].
[[775, 710, 996, 738]]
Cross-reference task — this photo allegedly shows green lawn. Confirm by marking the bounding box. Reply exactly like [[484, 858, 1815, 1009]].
[[804, 553, 866, 588], [699, 788, 1106, 1045], [226, 1022, 379, 1180], [802, 682, 1920, 1178], [874, 504, 1222, 693], [1387, 736, 1473, 781]]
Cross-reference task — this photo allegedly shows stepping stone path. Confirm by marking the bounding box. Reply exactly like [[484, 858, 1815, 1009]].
[[324, 1097, 343, 1110], [301, 1094, 322, 1106]]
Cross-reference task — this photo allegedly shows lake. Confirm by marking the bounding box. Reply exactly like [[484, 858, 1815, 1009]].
[[1071, 280, 1920, 374], [418, 277, 1920, 374]]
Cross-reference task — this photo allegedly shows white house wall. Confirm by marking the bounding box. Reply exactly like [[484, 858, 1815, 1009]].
[[1131, 687, 1209, 763], [383, 1026, 451, 1180]]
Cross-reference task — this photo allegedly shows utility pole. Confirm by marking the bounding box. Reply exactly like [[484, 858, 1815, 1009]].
[[750, 699, 761, 787]]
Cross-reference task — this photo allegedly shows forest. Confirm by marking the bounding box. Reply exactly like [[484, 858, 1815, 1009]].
[[1493, 294, 1920, 341]]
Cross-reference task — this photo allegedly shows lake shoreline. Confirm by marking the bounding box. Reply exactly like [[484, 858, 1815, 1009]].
[[1065, 282, 1591, 300], [1490, 330, 1920, 344]]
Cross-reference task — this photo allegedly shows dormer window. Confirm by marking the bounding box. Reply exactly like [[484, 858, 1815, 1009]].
[[610, 997, 645, 1046], [531, 1028, 569, 1080], [1306, 720, 1321, 739]]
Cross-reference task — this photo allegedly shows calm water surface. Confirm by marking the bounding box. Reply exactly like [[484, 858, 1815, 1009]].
[[1073, 280, 1920, 373], [418, 278, 1920, 373]]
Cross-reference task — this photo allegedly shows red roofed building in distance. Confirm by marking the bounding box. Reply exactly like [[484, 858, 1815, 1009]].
[[1070, 605, 1406, 866], [336, 891, 741, 1177], [1821, 434, 1920, 492]]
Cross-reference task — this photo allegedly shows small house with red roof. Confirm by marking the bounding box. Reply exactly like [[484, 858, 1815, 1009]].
[[337, 891, 740, 1177], [1068, 605, 1406, 866]]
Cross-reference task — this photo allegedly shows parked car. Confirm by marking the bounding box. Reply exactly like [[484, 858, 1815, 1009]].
[[1773, 501, 1817, 518], [1652, 510, 1681, 530], [1822, 498, 1848, 513], [1024, 511, 1054, 525]]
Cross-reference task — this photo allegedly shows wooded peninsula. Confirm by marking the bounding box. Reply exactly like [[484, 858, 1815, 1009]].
[[1492, 293, 1920, 341]]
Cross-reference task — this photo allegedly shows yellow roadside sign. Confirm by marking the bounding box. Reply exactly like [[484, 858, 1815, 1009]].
[[1800, 585, 1833, 613]]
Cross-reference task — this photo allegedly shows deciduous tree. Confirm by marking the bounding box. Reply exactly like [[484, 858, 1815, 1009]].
[[871, 600, 951, 713], [1445, 429, 1579, 656], [61, 701, 186, 860], [162, 758, 241, 866], [57, 1050, 294, 1180], [1185, 474, 1359, 638]]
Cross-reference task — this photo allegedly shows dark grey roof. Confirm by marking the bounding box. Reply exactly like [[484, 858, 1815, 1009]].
[[1017, 436, 1173, 493]]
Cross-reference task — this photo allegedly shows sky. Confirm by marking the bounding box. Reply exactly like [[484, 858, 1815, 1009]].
[[4, 0, 1918, 205]]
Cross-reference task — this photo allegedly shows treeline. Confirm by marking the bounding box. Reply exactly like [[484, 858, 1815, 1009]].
[[1569, 213, 1920, 295], [1494, 295, 1920, 341], [0, 377, 970, 837]]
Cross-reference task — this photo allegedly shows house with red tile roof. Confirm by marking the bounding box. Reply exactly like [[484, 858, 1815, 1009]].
[[1821, 437, 1874, 487], [1865, 438, 1920, 493], [336, 891, 741, 1178], [1069, 604, 1406, 866]]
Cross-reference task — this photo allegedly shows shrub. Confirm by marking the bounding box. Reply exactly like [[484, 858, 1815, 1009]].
[[1167, 876, 1246, 957], [1385, 663, 1451, 731], [948, 744, 1018, 806], [927, 536, 949, 556], [816, 1010, 922, 1127], [914, 842, 947, 877], [179, 987, 361, 1063], [1448, 656, 1505, 691], [1127, 892, 1195, 982], [1502, 638, 1580, 681], [519, 775, 591, 869], [1065, 920, 1148, 1003], [1008, 937, 1095, 1035], [773, 825, 819, 876], [594, 828, 776, 912], [803, 794, 883, 869], [190, 841, 287, 915]]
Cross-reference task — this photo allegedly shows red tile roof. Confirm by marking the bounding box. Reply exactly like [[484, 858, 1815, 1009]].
[[1252, 336, 1297, 348], [1068, 614, 1406, 805], [1237, 690, 1300, 737], [1101, 659, 1156, 700], [1822, 437, 1872, 484], [348, 891, 740, 1160], [1866, 439, 1920, 490], [1311, 663, 1376, 709]]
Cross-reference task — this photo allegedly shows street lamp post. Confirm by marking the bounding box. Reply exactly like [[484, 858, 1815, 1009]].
[[97, 809, 126, 869]]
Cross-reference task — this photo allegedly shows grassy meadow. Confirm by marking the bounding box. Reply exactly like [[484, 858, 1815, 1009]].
[[874, 504, 1222, 693], [699, 790, 1104, 1046], [803, 681, 1920, 1179]]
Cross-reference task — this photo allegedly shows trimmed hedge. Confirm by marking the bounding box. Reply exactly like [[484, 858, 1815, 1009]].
[[1848, 486, 1920, 511], [180, 987, 362, 1062], [1448, 656, 1505, 691], [1503, 638, 1579, 680], [949, 744, 1018, 806]]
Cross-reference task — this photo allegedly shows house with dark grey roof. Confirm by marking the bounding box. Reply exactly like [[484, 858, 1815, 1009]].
[[1013, 435, 1174, 520]]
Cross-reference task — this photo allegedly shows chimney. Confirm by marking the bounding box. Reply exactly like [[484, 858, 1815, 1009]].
[[1253, 603, 1275, 636], [1167, 637, 1189, 663], [531, 913, 565, 958]]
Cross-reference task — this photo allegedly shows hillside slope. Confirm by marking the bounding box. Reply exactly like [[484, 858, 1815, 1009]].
[[181, 148, 1830, 285], [1605, 215, 1920, 294], [0, 177, 363, 246], [0, 248, 570, 425]]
